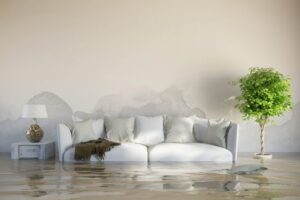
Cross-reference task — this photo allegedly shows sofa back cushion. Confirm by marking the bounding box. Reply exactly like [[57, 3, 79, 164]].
[[165, 116, 195, 143], [195, 118, 231, 148], [91, 119, 105, 139], [105, 117, 135, 143], [193, 117, 209, 142], [72, 120, 98, 144], [72, 115, 105, 139], [134, 116, 164, 146]]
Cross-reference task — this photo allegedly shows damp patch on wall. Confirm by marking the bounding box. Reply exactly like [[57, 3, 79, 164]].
[[0, 92, 73, 152], [0, 88, 299, 153], [73, 87, 206, 120]]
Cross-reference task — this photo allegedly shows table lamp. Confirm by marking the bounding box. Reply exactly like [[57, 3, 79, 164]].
[[22, 104, 48, 142]]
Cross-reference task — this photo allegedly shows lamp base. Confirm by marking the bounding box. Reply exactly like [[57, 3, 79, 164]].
[[26, 124, 44, 143]]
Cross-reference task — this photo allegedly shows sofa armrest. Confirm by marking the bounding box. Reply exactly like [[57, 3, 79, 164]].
[[57, 123, 73, 161], [226, 123, 239, 163]]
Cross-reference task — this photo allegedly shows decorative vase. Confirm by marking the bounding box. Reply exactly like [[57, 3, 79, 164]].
[[26, 124, 44, 143]]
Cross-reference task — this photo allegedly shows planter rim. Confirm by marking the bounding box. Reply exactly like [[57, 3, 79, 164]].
[[253, 153, 273, 159]]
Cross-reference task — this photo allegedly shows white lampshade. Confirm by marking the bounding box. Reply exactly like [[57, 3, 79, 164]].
[[22, 104, 48, 119]]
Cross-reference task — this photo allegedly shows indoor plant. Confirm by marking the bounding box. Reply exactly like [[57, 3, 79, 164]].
[[234, 67, 292, 159]]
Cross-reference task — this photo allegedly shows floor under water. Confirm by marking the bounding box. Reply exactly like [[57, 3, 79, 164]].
[[0, 153, 300, 200]]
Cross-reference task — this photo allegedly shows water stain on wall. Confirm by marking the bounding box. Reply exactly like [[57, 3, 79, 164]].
[[0, 88, 299, 153], [266, 102, 300, 152], [238, 102, 300, 152], [73, 87, 206, 120], [0, 92, 73, 152], [0, 87, 205, 152]]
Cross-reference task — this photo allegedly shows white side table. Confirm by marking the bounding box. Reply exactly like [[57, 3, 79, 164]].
[[11, 141, 55, 160]]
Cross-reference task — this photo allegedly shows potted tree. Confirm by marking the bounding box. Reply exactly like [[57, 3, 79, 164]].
[[234, 67, 292, 159]]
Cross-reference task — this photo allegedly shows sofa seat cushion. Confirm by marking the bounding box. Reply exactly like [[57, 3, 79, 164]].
[[63, 143, 148, 162], [149, 143, 232, 162]]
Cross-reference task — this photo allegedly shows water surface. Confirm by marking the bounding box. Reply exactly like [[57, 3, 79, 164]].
[[0, 153, 299, 200]]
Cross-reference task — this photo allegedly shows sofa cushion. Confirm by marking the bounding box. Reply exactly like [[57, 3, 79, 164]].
[[149, 143, 232, 162], [91, 119, 105, 139], [72, 120, 98, 144], [104, 117, 135, 143], [63, 143, 148, 162], [165, 116, 195, 143], [206, 119, 231, 148], [72, 116, 105, 139], [134, 116, 164, 146], [104, 143, 148, 162], [193, 117, 208, 142], [194, 118, 231, 148]]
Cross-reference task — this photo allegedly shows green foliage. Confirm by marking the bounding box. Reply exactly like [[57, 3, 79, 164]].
[[234, 67, 292, 125]]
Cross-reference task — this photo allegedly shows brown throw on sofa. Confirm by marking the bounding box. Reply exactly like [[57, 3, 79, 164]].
[[74, 138, 120, 160]]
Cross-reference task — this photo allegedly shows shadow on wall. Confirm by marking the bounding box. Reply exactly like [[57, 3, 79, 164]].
[[0, 92, 73, 152], [198, 72, 241, 120], [74, 87, 206, 120]]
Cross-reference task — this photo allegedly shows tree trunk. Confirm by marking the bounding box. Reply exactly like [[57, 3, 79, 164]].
[[259, 123, 265, 155]]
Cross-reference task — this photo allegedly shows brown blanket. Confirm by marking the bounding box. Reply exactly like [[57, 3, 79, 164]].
[[74, 138, 120, 160]]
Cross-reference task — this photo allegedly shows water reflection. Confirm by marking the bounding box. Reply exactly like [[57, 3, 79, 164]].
[[26, 173, 47, 197], [63, 162, 257, 193], [230, 164, 268, 175], [1, 155, 300, 200], [193, 180, 240, 191]]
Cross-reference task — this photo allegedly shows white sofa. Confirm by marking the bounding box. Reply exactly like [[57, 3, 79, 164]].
[[57, 121, 238, 163]]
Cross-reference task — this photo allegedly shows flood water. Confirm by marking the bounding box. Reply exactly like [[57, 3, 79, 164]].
[[0, 153, 300, 200]]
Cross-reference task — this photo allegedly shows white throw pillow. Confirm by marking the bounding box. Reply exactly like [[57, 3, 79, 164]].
[[134, 116, 164, 146], [72, 120, 98, 144], [165, 116, 195, 143], [91, 119, 105, 139], [193, 117, 209, 142], [72, 115, 105, 139], [201, 118, 231, 148], [105, 117, 135, 143]]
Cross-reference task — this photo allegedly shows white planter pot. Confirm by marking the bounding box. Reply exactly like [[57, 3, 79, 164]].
[[253, 153, 272, 159]]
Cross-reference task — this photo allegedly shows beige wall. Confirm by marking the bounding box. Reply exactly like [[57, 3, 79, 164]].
[[0, 0, 300, 152]]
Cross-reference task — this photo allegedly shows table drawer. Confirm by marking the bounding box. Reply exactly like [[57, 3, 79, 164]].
[[19, 145, 40, 158]]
